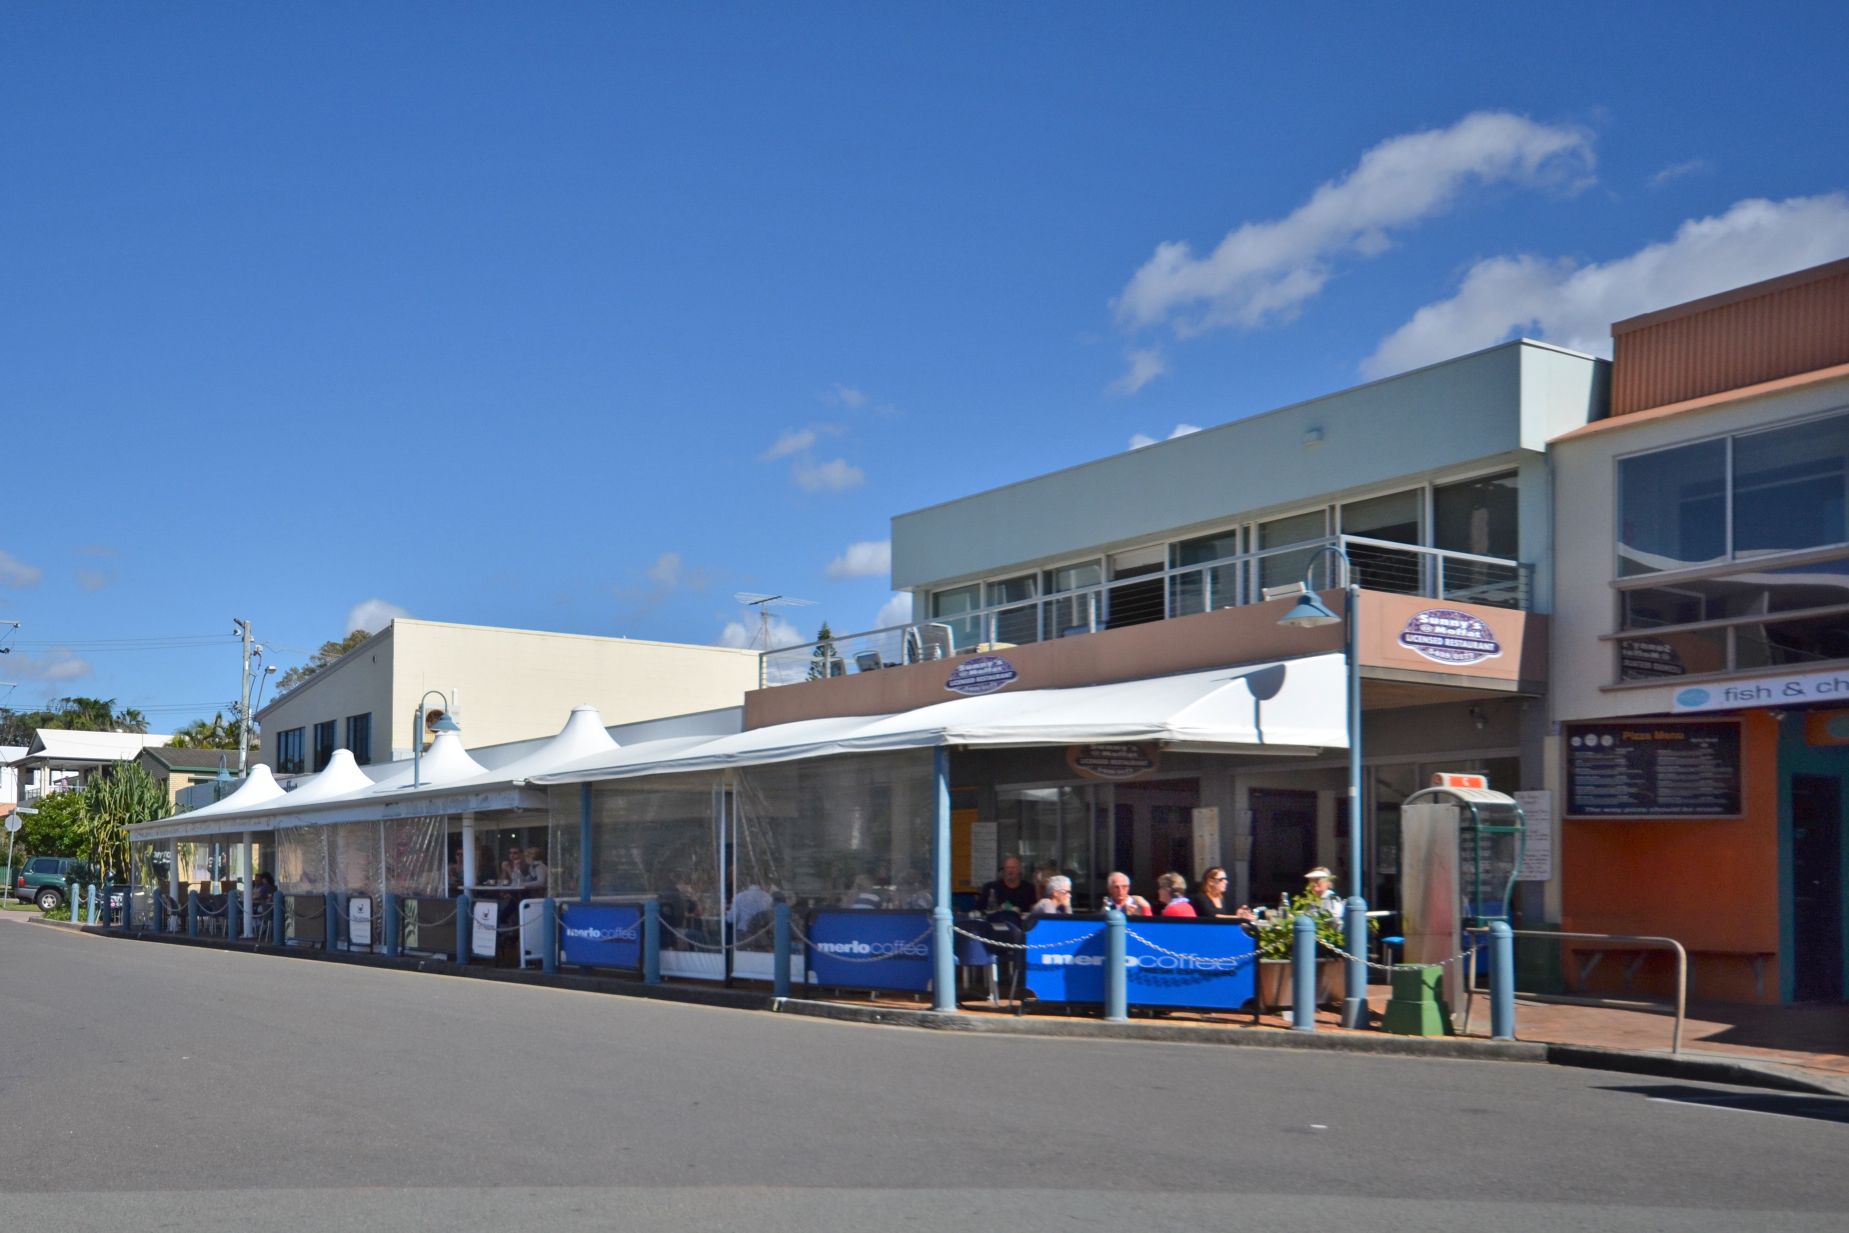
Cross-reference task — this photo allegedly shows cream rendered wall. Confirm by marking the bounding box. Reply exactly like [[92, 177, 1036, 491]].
[[254, 628, 398, 770], [386, 620, 760, 759], [1550, 374, 1849, 725]]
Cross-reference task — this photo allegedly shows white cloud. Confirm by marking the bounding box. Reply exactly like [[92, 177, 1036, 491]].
[[718, 614, 804, 650], [645, 552, 684, 587], [1651, 159, 1712, 188], [873, 592, 913, 629], [13, 651, 91, 682], [0, 549, 43, 587], [1115, 111, 1593, 336], [77, 569, 112, 592], [1128, 423, 1203, 450], [347, 597, 410, 635], [760, 428, 818, 461], [831, 384, 868, 409], [1363, 193, 1849, 378], [826, 539, 891, 580], [1107, 347, 1169, 397], [793, 457, 866, 493]]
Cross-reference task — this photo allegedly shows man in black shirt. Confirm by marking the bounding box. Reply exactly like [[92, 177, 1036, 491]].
[[976, 855, 1037, 916]]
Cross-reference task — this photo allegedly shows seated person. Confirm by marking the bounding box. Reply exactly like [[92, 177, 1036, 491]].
[[1030, 874, 1075, 916], [522, 847, 549, 895], [1188, 866, 1256, 923], [975, 855, 1038, 917], [1100, 871, 1152, 917], [1305, 866, 1344, 918], [1156, 871, 1196, 917]]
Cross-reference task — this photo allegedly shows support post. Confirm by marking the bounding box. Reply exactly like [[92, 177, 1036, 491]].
[[1490, 920, 1515, 1041], [1292, 913, 1317, 1032], [578, 783, 593, 903], [240, 832, 254, 938], [86, 884, 97, 926], [324, 891, 340, 950], [383, 894, 401, 958], [643, 899, 661, 985], [1104, 908, 1128, 1022], [186, 889, 200, 939], [122, 886, 134, 932], [772, 901, 791, 999], [930, 745, 956, 1013], [541, 898, 558, 974], [1339, 582, 1368, 1031], [456, 893, 472, 966], [225, 890, 240, 940], [271, 892, 285, 947]]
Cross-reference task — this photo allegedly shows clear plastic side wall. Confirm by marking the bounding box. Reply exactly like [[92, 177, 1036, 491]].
[[275, 825, 331, 893]]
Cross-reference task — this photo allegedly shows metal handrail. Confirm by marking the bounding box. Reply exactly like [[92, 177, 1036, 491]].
[[760, 533, 1530, 686], [1465, 927, 1687, 1054]]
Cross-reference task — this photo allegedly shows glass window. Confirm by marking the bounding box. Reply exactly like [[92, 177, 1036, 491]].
[[1043, 561, 1103, 638], [312, 720, 337, 772], [579, 775, 721, 948], [1624, 558, 1849, 630], [931, 583, 982, 650], [1257, 509, 1329, 594], [986, 575, 1039, 645], [1170, 528, 1243, 617], [1435, 471, 1519, 559], [1342, 490, 1423, 594], [274, 728, 305, 775], [1734, 612, 1849, 670], [345, 713, 372, 765], [1618, 440, 1726, 576], [1733, 413, 1849, 558]]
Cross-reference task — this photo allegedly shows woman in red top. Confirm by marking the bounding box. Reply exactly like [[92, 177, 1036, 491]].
[[1157, 872, 1196, 917]]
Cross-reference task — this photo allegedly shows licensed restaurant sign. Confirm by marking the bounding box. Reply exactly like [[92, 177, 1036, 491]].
[[1067, 743, 1160, 781], [1397, 609, 1503, 666], [805, 908, 934, 994], [558, 902, 643, 970], [1564, 721, 1742, 818], [1023, 917, 1257, 1011], [945, 655, 1018, 695]]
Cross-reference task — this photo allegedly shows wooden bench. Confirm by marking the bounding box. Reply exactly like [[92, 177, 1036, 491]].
[[1569, 944, 1775, 1000]]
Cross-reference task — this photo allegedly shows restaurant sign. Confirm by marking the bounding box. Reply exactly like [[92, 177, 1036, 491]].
[[559, 902, 642, 970], [1023, 917, 1257, 1011], [1398, 608, 1503, 666], [945, 655, 1018, 696], [1067, 743, 1160, 781], [805, 908, 934, 994], [1670, 666, 1849, 713]]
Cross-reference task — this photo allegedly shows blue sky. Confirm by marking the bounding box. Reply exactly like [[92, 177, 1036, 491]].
[[3, 2, 1847, 728]]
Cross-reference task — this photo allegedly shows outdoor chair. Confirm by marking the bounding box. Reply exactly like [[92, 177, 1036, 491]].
[[854, 650, 883, 673]]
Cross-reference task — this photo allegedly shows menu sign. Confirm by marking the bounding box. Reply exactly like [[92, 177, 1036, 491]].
[[1564, 721, 1742, 818]]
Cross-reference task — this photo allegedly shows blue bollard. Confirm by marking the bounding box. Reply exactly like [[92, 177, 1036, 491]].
[[225, 891, 239, 940], [187, 890, 200, 939], [455, 894, 472, 966], [383, 894, 401, 958], [122, 888, 134, 932], [772, 902, 792, 999], [1292, 913, 1317, 1033], [322, 892, 338, 950], [1490, 920, 1516, 1041], [1104, 909, 1128, 1022], [1342, 897, 1369, 1030], [271, 892, 285, 946], [86, 884, 97, 926], [541, 898, 558, 974], [643, 900, 661, 985]]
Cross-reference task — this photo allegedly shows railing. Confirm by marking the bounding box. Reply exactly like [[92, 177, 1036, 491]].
[[1464, 927, 1688, 1054], [21, 780, 79, 804], [761, 534, 1531, 687]]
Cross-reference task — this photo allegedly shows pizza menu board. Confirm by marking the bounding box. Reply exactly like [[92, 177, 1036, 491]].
[[1564, 721, 1743, 818]]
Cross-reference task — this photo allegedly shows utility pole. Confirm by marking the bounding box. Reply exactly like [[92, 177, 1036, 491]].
[[234, 618, 253, 776]]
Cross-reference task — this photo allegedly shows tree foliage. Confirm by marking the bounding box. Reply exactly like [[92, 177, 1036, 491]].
[[79, 762, 171, 884], [807, 622, 840, 680], [0, 696, 147, 745], [274, 630, 371, 693], [10, 790, 86, 862], [169, 709, 253, 750]]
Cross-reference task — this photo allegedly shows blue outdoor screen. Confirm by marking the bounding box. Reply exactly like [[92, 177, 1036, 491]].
[[805, 909, 934, 993], [1023, 917, 1257, 1011], [559, 902, 643, 970]]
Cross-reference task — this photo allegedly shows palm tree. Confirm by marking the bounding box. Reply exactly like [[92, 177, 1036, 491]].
[[171, 712, 234, 749], [116, 707, 149, 734]]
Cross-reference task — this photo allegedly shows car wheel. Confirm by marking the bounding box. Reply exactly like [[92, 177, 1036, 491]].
[[36, 887, 63, 914]]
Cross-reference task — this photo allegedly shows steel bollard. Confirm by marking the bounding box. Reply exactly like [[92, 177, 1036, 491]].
[[271, 892, 285, 946], [643, 900, 661, 985], [225, 891, 239, 940], [1490, 920, 1516, 1041], [122, 888, 134, 932], [187, 889, 200, 939], [1292, 913, 1317, 1033], [541, 898, 558, 974], [1104, 909, 1128, 1022], [86, 884, 97, 926], [383, 894, 401, 958], [455, 894, 472, 966], [772, 902, 792, 999]]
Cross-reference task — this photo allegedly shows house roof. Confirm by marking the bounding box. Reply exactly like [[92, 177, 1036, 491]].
[[136, 746, 240, 774], [20, 729, 173, 765]]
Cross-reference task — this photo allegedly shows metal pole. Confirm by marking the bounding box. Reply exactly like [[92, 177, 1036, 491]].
[[1490, 920, 1515, 1040], [455, 893, 472, 965], [1292, 912, 1317, 1032], [578, 784, 593, 903], [1340, 576, 1369, 1030], [930, 745, 956, 1013], [412, 704, 423, 789], [240, 832, 254, 937], [235, 618, 253, 776], [643, 899, 661, 985], [541, 898, 558, 974], [186, 889, 199, 939], [772, 901, 791, 999], [324, 891, 339, 950], [383, 893, 401, 958], [1104, 909, 1127, 1022]]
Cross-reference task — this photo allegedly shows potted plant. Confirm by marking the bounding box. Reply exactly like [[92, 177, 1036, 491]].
[[1252, 890, 1354, 1010]]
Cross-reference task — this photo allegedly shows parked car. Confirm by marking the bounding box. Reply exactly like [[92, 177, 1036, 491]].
[[11, 856, 98, 913]]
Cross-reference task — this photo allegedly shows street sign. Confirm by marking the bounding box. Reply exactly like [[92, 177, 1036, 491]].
[[4, 814, 20, 833]]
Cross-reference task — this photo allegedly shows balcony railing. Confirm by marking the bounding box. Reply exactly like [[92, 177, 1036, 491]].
[[761, 535, 1531, 687]]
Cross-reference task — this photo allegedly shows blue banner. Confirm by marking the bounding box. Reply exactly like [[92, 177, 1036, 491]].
[[1023, 917, 1257, 1011], [805, 909, 934, 993], [559, 902, 643, 970]]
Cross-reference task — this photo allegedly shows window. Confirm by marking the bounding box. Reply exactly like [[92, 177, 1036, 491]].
[[1732, 414, 1849, 557], [1341, 489, 1423, 594], [1042, 560, 1103, 638], [312, 721, 337, 772], [275, 728, 305, 775], [930, 583, 982, 650], [1170, 527, 1243, 616], [345, 713, 372, 765], [985, 574, 1039, 644], [1618, 439, 1727, 576], [1435, 471, 1519, 559], [1257, 509, 1329, 594]]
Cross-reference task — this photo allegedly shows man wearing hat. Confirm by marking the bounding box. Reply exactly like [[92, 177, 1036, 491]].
[[1305, 866, 1342, 920]]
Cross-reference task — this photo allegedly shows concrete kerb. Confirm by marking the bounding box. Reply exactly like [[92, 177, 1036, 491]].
[[57, 919, 1849, 1098]]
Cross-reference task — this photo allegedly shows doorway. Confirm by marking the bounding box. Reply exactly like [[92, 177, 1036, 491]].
[[1791, 773, 1844, 1002], [1249, 787, 1318, 907], [1111, 779, 1201, 893]]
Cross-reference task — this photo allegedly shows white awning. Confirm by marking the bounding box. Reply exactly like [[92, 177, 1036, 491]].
[[532, 655, 1349, 786]]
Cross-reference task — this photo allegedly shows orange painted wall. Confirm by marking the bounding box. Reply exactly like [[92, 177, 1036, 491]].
[[1561, 711, 1781, 1004]]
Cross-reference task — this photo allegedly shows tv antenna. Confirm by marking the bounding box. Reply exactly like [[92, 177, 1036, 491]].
[[733, 592, 816, 649]]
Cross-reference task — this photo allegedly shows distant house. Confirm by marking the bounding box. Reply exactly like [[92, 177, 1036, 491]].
[[135, 745, 239, 807], [11, 729, 173, 803]]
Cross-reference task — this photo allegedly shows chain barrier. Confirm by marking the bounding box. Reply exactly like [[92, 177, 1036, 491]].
[[950, 922, 1104, 952], [1123, 927, 1260, 970], [1313, 935, 1475, 974], [656, 918, 729, 951]]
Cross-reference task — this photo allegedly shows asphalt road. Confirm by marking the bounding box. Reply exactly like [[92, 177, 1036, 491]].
[[3, 919, 1845, 1232]]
